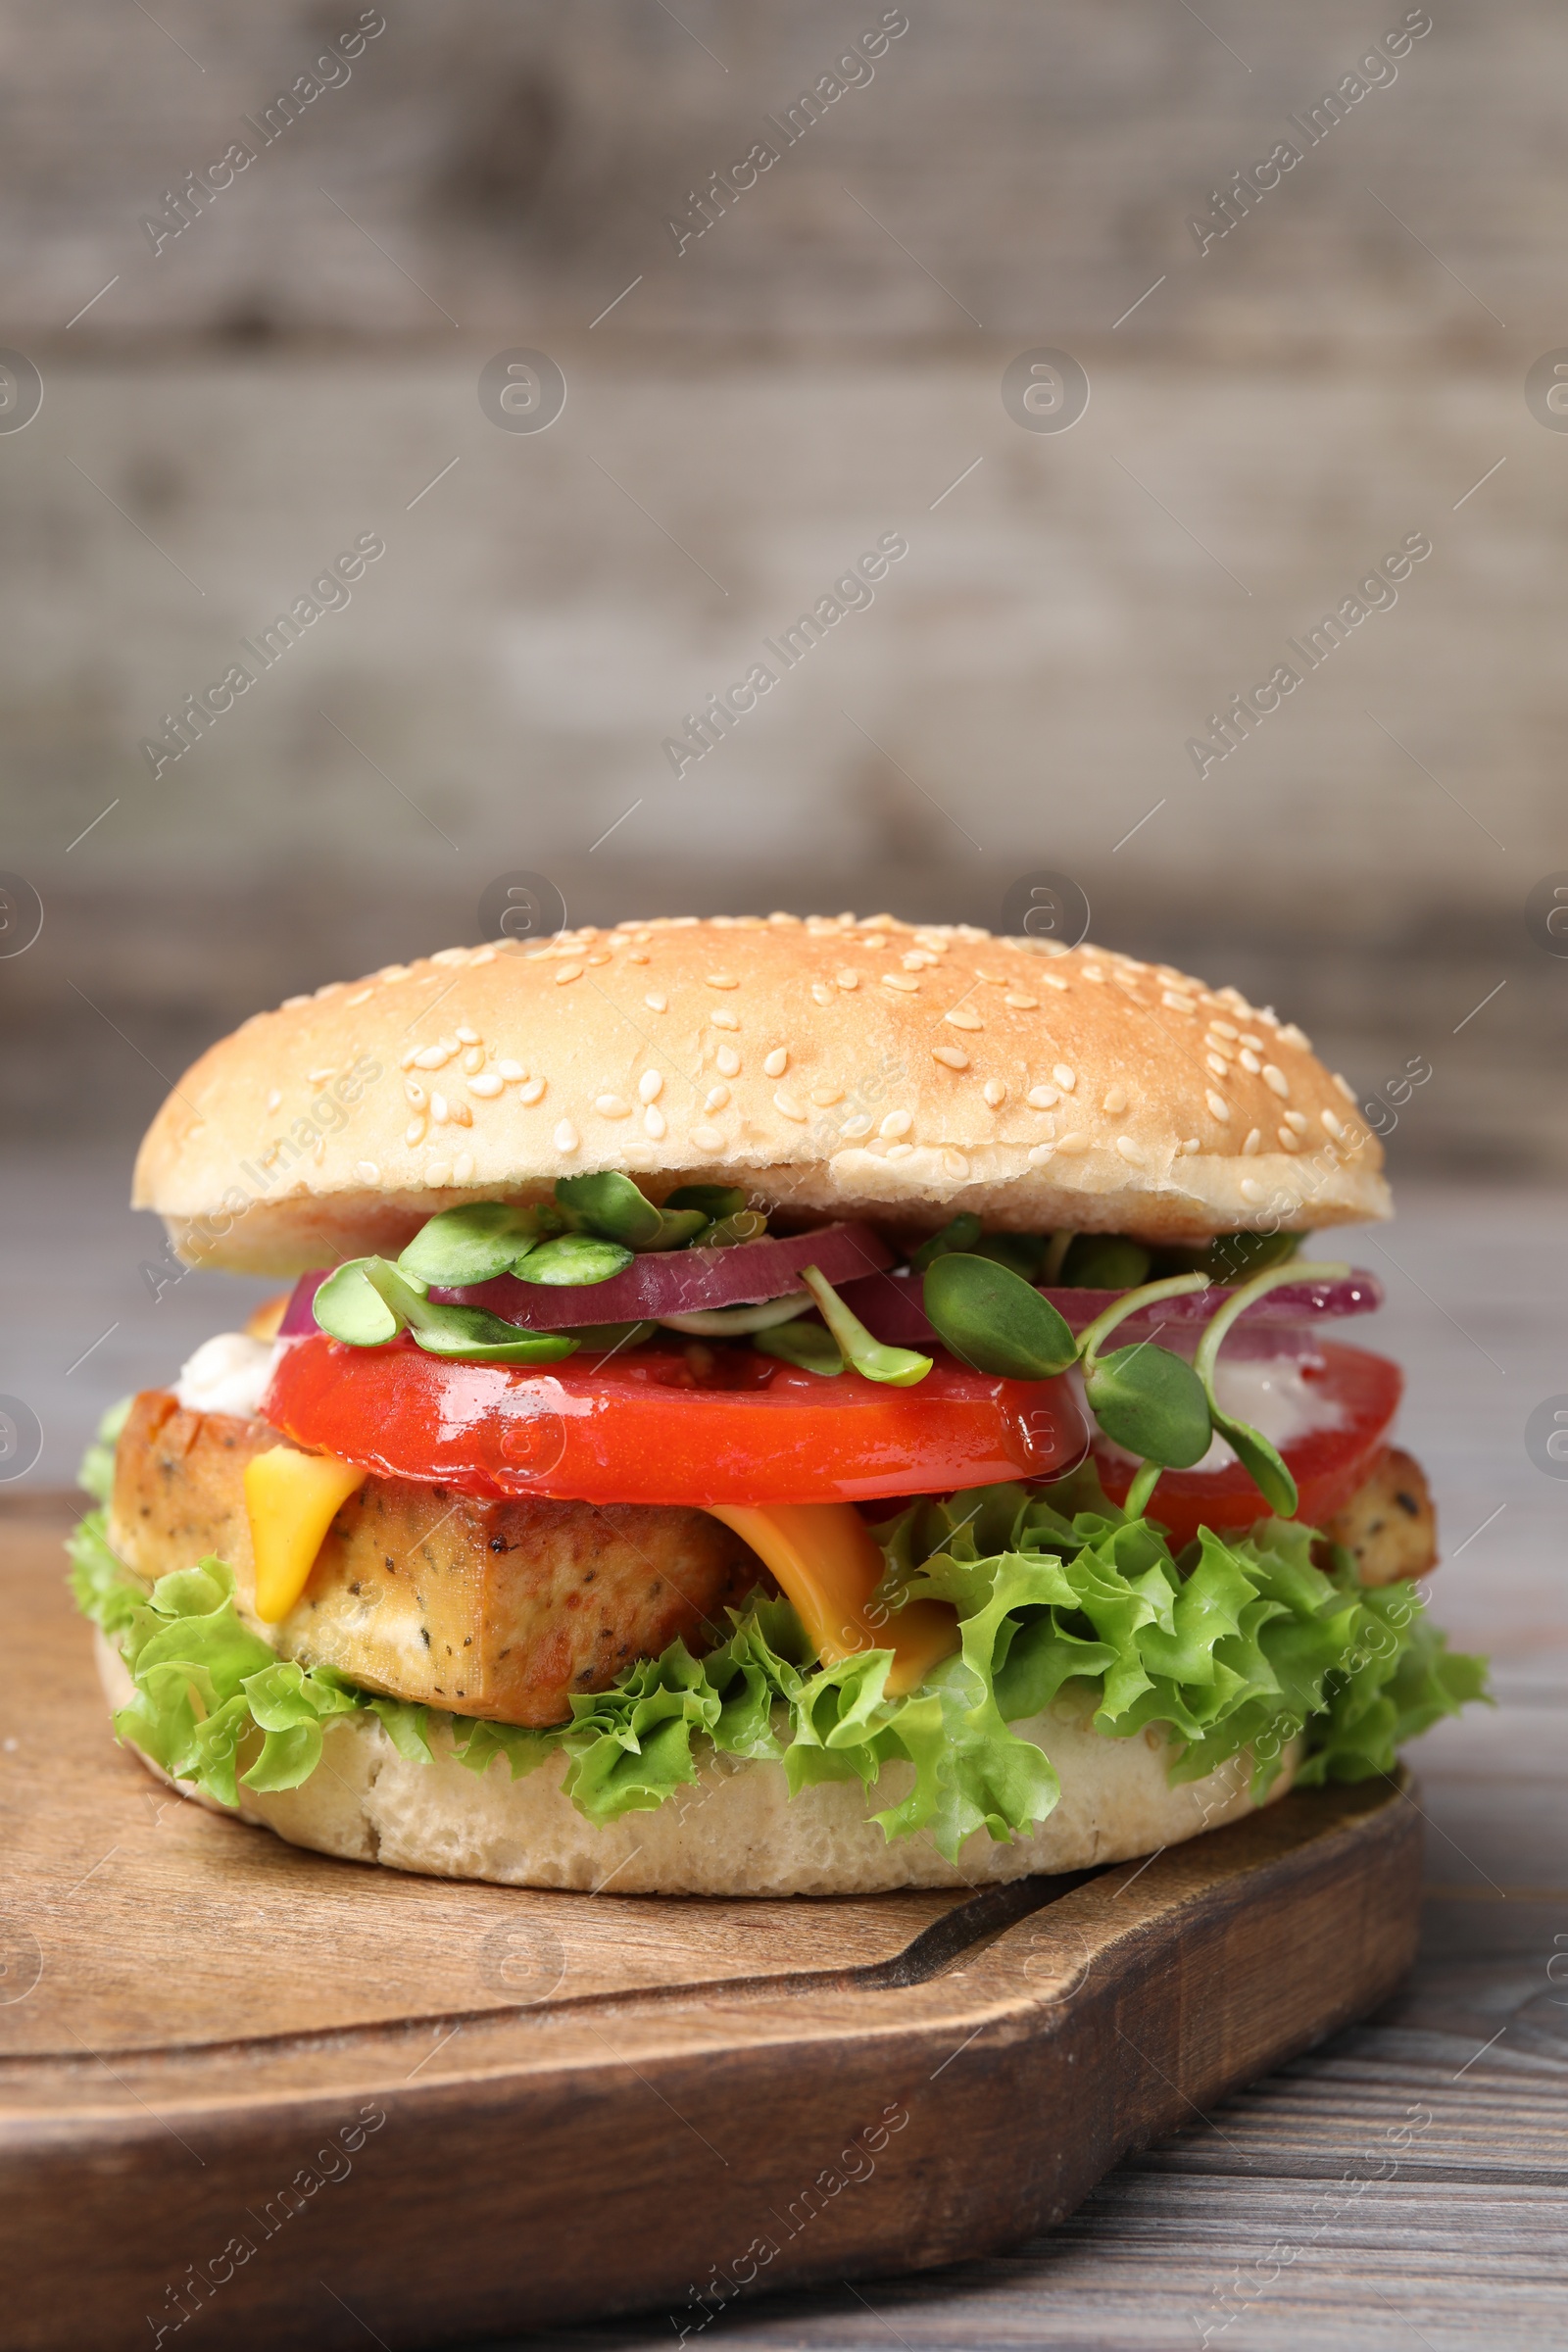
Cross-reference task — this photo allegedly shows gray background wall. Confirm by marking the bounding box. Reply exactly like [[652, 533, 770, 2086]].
[[2, 0, 1565, 1209]]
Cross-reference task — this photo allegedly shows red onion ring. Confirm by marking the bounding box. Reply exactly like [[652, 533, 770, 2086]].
[[278, 1219, 894, 1338], [834, 1269, 1383, 1355]]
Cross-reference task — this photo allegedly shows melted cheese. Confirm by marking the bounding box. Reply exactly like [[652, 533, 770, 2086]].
[[703, 1502, 958, 1695], [243, 1446, 368, 1623]]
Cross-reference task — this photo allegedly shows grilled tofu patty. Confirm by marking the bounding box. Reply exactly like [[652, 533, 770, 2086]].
[[109, 1391, 769, 1726]]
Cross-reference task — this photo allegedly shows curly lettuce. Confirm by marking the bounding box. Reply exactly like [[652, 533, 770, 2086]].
[[69, 1450, 1488, 1859]]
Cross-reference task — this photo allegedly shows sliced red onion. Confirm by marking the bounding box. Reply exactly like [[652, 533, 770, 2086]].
[[836, 1268, 1383, 1355], [278, 1221, 894, 1339]]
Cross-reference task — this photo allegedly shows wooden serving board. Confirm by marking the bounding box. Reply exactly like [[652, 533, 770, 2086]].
[[0, 1500, 1422, 2351]]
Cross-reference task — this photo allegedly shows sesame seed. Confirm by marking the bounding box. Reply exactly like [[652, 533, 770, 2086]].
[[462, 1046, 485, 1075], [983, 1080, 1006, 1107], [809, 1084, 844, 1106], [811, 983, 834, 1007], [456, 1026, 480, 1046], [1205, 1091, 1231, 1122], [1243, 1128, 1261, 1155], [1205, 1054, 1229, 1080], [839, 1113, 873, 1140], [941, 1150, 969, 1179], [943, 1005, 983, 1030], [1240, 1178, 1267, 1205], [453, 1152, 474, 1183], [880, 1110, 912, 1139], [586, 952, 612, 967], [885, 1142, 914, 1160], [1039, 973, 1070, 994], [266, 1088, 282, 1112], [644, 1104, 667, 1140], [1115, 1136, 1144, 1165], [556, 964, 583, 986], [705, 1086, 730, 1111], [517, 1078, 546, 1105], [1239, 1048, 1261, 1075], [1321, 1109, 1346, 1139], [596, 1095, 631, 1119], [1333, 1073, 1356, 1102], [425, 1159, 451, 1186], [691, 1125, 725, 1153], [451, 1102, 472, 1128], [431, 1092, 450, 1124], [1181, 1137, 1200, 1154], [1284, 1109, 1308, 1133], [1102, 1085, 1128, 1115], [431, 947, 468, 968], [405, 1116, 426, 1147], [307, 1066, 337, 1085], [404, 1079, 426, 1106], [398, 1048, 420, 1070], [762, 1048, 788, 1078], [1278, 1022, 1311, 1051], [467, 1074, 504, 1099], [902, 950, 935, 970], [645, 994, 668, 1013], [835, 970, 859, 992], [1004, 993, 1038, 1010], [1210, 1019, 1238, 1040], [1081, 964, 1105, 983], [281, 994, 311, 1010], [414, 1045, 449, 1070], [706, 972, 739, 990], [1278, 1127, 1299, 1152], [496, 1059, 526, 1082], [1054, 1133, 1090, 1154], [346, 989, 372, 1007], [1240, 1033, 1264, 1053], [376, 965, 411, 983], [627, 952, 650, 965], [639, 1070, 663, 1102], [1161, 992, 1197, 1014], [773, 1090, 808, 1123], [554, 1120, 580, 1153], [1028, 1085, 1059, 1109], [881, 973, 919, 995], [1053, 1064, 1076, 1091], [1027, 1144, 1055, 1167], [715, 1045, 741, 1078], [710, 1008, 740, 1031], [357, 1159, 380, 1182], [932, 1045, 970, 1071]]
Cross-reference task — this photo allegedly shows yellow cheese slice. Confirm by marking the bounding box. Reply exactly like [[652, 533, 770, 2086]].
[[703, 1501, 959, 1696], [243, 1446, 368, 1624]]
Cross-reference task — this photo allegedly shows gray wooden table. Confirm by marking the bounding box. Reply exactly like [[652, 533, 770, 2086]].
[[5, 1160, 1564, 2348]]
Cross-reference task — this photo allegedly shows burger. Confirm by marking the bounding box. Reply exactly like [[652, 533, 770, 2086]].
[[71, 914, 1485, 1896]]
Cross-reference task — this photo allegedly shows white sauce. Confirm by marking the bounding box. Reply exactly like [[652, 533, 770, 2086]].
[[1084, 1352, 1344, 1474], [173, 1331, 278, 1419]]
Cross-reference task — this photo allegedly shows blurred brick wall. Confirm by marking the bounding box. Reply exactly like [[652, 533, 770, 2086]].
[[1, 0, 1565, 1180]]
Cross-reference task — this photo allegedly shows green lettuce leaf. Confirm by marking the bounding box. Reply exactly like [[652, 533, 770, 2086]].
[[67, 1462, 1490, 1857]]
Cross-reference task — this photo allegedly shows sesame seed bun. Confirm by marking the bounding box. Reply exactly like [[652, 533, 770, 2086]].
[[94, 1630, 1299, 1894], [133, 914, 1388, 1276]]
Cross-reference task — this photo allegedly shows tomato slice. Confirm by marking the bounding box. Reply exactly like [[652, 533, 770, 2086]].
[[262, 1333, 1088, 1506], [1092, 1342, 1402, 1545]]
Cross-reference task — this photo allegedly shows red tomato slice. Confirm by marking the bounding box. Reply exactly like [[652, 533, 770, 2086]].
[[1092, 1342, 1402, 1545], [262, 1333, 1089, 1506]]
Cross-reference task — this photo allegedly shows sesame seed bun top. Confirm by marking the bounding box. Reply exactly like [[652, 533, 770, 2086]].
[[133, 913, 1389, 1275]]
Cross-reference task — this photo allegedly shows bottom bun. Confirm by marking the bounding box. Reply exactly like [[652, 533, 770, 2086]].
[[95, 1632, 1298, 1896]]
